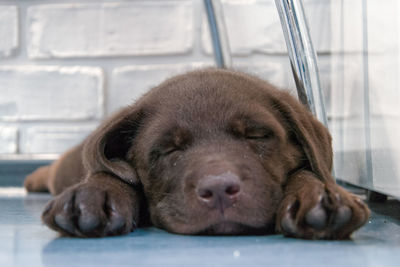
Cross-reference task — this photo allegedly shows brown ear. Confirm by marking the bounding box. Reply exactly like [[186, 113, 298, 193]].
[[82, 106, 146, 185], [271, 91, 334, 183]]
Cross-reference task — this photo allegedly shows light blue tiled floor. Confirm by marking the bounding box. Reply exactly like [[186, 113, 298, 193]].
[[1, 189, 400, 267]]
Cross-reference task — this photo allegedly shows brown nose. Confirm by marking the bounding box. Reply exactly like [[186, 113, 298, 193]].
[[196, 172, 241, 212]]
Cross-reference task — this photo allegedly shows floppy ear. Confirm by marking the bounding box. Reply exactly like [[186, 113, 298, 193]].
[[271, 91, 334, 183], [82, 106, 146, 185]]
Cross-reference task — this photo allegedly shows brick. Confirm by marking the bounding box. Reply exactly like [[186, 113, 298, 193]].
[[27, 2, 193, 59], [0, 6, 18, 58], [202, 0, 331, 55], [109, 63, 209, 114], [0, 126, 17, 154], [0, 66, 104, 121], [20, 125, 97, 154]]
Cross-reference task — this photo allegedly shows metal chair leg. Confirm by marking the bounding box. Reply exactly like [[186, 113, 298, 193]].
[[204, 0, 232, 69], [274, 0, 328, 127]]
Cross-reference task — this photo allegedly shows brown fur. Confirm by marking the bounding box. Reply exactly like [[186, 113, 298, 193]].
[[24, 68, 370, 239]]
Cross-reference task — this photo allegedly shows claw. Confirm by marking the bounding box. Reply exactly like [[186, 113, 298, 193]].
[[107, 212, 126, 233], [42, 201, 53, 216], [281, 213, 297, 235], [53, 194, 76, 234], [54, 213, 75, 234]]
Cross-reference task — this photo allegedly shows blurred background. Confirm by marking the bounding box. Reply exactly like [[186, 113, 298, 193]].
[[0, 0, 399, 198]]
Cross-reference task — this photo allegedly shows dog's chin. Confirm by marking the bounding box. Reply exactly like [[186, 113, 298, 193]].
[[194, 221, 275, 236], [154, 208, 277, 236]]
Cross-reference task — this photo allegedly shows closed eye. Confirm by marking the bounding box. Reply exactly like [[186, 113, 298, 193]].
[[245, 128, 274, 140], [149, 145, 181, 166], [229, 116, 277, 141], [149, 126, 192, 164], [161, 146, 182, 156]]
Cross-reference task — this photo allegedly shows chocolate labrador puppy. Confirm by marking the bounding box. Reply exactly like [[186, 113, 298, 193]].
[[24, 68, 370, 239]]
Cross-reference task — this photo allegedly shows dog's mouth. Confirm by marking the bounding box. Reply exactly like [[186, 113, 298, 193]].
[[155, 212, 275, 236], [195, 221, 274, 236], [153, 193, 278, 236]]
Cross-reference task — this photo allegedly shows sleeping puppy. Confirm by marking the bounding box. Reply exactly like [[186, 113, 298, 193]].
[[24, 68, 370, 239]]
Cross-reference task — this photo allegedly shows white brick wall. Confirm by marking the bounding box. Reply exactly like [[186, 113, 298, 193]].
[[0, 126, 17, 154], [0, 6, 19, 58], [0, 66, 104, 121], [0, 0, 335, 156], [28, 2, 193, 58], [20, 125, 97, 154]]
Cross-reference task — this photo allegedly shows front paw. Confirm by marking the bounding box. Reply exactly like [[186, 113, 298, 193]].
[[42, 181, 137, 237], [277, 179, 370, 240]]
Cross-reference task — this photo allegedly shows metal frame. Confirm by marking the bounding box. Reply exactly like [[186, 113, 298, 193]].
[[274, 0, 328, 127], [204, 0, 328, 128], [204, 0, 232, 68]]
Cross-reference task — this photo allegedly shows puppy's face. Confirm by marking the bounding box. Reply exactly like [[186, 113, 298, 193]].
[[130, 73, 305, 235]]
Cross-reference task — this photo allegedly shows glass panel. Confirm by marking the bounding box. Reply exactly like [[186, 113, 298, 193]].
[[330, 0, 400, 198]]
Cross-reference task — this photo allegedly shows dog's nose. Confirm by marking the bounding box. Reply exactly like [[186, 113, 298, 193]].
[[196, 172, 241, 212]]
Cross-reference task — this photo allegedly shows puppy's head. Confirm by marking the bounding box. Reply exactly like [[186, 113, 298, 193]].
[[83, 69, 332, 235]]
